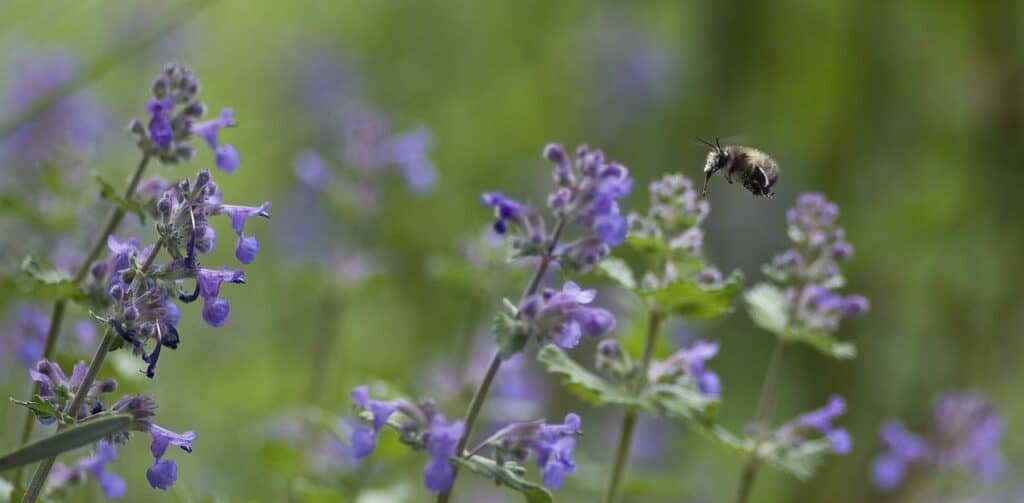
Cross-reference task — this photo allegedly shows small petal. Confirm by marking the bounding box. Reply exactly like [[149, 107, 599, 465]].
[[146, 459, 178, 490], [202, 297, 230, 326]]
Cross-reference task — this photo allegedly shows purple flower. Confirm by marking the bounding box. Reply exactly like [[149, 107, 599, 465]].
[[648, 339, 722, 398], [294, 150, 332, 187], [872, 420, 930, 490], [349, 385, 399, 458], [794, 284, 870, 332], [543, 144, 633, 246], [145, 98, 175, 149], [531, 414, 582, 488], [775, 395, 851, 454], [423, 414, 465, 492], [218, 202, 271, 264], [192, 108, 239, 172], [519, 282, 616, 348], [769, 193, 855, 287], [146, 423, 196, 490], [48, 441, 126, 498], [389, 126, 437, 194], [195, 267, 245, 327]]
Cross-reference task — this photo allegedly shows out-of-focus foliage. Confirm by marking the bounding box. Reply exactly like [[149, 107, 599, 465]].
[[0, 0, 1021, 501]]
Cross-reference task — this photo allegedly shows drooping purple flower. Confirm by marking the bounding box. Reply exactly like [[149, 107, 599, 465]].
[[519, 281, 616, 348], [195, 267, 245, 327], [349, 385, 399, 458], [218, 202, 271, 264], [146, 423, 196, 490], [191, 108, 239, 172], [531, 413, 582, 488], [47, 441, 126, 498], [423, 414, 465, 492], [775, 395, 851, 454]]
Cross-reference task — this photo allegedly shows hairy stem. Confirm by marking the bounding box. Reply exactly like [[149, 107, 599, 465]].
[[13, 152, 151, 488], [22, 330, 116, 503], [733, 341, 787, 503], [435, 218, 566, 503], [605, 309, 664, 503]]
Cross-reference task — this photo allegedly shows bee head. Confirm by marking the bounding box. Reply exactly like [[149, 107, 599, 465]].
[[697, 137, 727, 197]]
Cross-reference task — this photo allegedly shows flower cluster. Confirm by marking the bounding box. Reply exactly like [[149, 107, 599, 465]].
[[101, 169, 268, 378], [647, 339, 722, 398], [483, 413, 583, 488], [774, 395, 852, 454], [872, 391, 1004, 490], [24, 361, 196, 496], [628, 173, 723, 287], [481, 143, 633, 271], [349, 385, 583, 492], [768, 193, 868, 331], [517, 281, 616, 349], [349, 386, 465, 492], [129, 63, 238, 172]]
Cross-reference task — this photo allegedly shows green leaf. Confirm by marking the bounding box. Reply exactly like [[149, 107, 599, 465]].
[[93, 171, 147, 223], [494, 312, 528, 360], [0, 414, 133, 472], [19, 257, 86, 301], [10, 396, 67, 424], [642, 270, 744, 319], [537, 345, 646, 408], [595, 257, 636, 291], [744, 283, 857, 359], [648, 383, 715, 421], [758, 439, 834, 480], [452, 455, 552, 503], [626, 234, 673, 256]]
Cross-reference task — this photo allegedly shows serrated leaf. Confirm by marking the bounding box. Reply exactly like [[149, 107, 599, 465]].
[[744, 283, 857, 359], [10, 396, 66, 424], [19, 257, 86, 301], [0, 414, 133, 472], [642, 270, 743, 319], [494, 312, 528, 360], [648, 383, 715, 421], [537, 345, 646, 408], [596, 257, 636, 291], [93, 171, 147, 223], [452, 455, 552, 503]]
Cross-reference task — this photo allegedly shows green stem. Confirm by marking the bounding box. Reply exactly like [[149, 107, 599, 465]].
[[733, 340, 787, 503], [434, 219, 567, 503], [22, 330, 117, 503], [604, 309, 663, 503], [13, 152, 151, 489]]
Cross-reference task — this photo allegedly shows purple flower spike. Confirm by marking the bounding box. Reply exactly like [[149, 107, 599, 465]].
[[423, 414, 465, 492]]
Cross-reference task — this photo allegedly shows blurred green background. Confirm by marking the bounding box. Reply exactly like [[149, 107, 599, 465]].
[[1, 0, 1022, 501]]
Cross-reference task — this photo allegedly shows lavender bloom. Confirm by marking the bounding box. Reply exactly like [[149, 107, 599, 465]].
[[488, 414, 583, 489], [217, 202, 271, 264], [543, 143, 633, 245], [191, 108, 239, 172], [195, 267, 245, 327], [47, 441, 126, 498], [423, 414, 465, 492], [647, 339, 722, 398], [873, 391, 1005, 491], [768, 193, 854, 286], [775, 395, 852, 454], [389, 126, 438, 194], [518, 281, 616, 348], [146, 423, 197, 490], [349, 385, 399, 458], [793, 284, 870, 332]]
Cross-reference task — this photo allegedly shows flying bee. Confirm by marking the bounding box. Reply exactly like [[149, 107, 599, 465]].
[[698, 138, 779, 198]]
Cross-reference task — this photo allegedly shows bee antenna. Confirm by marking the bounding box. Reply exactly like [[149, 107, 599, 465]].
[[715, 137, 723, 150], [695, 137, 716, 150]]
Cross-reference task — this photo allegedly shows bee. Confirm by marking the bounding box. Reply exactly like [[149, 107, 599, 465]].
[[698, 138, 779, 198]]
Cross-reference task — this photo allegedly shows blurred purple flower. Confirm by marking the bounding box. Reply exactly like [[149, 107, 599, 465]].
[[775, 395, 852, 454], [423, 414, 465, 492], [47, 441, 126, 498]]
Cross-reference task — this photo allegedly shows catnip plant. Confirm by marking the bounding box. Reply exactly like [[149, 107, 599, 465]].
[[0, 63, 268, 502], [348, 143, 631, 502]]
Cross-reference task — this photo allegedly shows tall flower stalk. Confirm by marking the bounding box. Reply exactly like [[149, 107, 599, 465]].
[[733, 193, 867, 503]]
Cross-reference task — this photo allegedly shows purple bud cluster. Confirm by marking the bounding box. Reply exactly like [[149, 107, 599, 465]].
[[25, 361, 195, 495], [774, 395, 852, 454], [872, 391, 1004, 491], [350, 386, 582, 492], [517, 282, 616, 349], [628, 174, 723, 287], [349, 386, 465, 492], [128, 63, 238, 172], [647, 339, 722, 398], [101, 169, 268, 378], [481, 143, 633, 271], [770, 194, 868, 332]]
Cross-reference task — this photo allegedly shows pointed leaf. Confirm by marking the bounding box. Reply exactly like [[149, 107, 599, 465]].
[[596, 257, 636, 291], [10, 396, 67, 424], [0, 414, 133, 472], [93, 171, 147, 223], [537, 345, 646, 409], [452, 455, 552, 503], [642, 270, 744, 319], [19, 257, 86, 301]]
